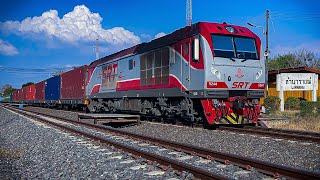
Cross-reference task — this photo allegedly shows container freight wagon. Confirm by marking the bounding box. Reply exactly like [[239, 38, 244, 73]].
[[60, 65, 88, 105], [12, 90, 19, 102], [45, 75, 61, 102], [1, 94, 11, 102], [25, 84, 36, 102], [15, 89, 21, 102], [18, 89, 26, 102], [34, 81, 46, 104]]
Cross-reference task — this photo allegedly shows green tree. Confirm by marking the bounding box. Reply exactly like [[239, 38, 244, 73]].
[[22, 82, 34, 88], [268, 54, 296, 70], [268, 49, 320, 70], [1, 85, 16, 97]]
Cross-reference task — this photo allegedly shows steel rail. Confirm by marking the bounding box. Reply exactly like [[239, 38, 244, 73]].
[[4, 105, 320, 180], [218, 126, 320, 143], [244, 126, 320, 137]]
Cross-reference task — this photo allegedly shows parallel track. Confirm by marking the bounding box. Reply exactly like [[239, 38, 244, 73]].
[[217, 126, 320, 143], [2, 104, 320, 179]]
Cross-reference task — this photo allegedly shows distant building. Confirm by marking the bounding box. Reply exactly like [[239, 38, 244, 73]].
[[263, 67, 320, 107]]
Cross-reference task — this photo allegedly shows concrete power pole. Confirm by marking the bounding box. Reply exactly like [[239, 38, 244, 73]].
[[186, 0, 192, 26], [265, 10, 269, 97], [265, 10, 269, 61]]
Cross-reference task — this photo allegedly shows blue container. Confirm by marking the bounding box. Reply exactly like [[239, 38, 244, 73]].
[[19, 104, 24, 108], [45, 75, 61, 100]]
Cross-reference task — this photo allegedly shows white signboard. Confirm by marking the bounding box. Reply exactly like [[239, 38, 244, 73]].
[[276, 73, 318, 111], [276, 73, 318, 91]]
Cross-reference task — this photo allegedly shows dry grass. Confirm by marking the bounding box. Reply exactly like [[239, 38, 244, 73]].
[[0, 148, 23, 159], [260, 110, 299, 118], [267, 113, 320, 133]]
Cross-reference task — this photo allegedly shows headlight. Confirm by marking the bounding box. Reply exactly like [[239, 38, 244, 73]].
[[211, 67, 221, 79], [256, 69, 263, 80], [225, 26, 237, 34]]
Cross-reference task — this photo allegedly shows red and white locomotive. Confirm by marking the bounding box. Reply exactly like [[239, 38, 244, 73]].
[[86, 22, 265, 126]]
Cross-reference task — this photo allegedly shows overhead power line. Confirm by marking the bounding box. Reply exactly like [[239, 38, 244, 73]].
[[269, 11, 320, 21], [0, 66, 76, 75]]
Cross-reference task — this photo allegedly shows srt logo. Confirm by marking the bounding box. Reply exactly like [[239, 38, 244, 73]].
[[232, 82, 250, 88], [235, 68, 244, 78]]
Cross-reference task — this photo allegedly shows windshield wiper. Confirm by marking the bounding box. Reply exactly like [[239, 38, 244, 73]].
[[228, 57, 236, 62], [241, 59, 248, 62]]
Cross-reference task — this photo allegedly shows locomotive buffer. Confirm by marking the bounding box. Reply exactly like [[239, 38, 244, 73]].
[[78, 113, 140, 125]]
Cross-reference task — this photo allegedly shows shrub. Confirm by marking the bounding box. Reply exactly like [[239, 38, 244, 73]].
[[285, 97, 300, 110], [317, 97, 320, 102], [264, 96, 280, 112], [300, 101, 320, 117], [298, 97, 307, 102]]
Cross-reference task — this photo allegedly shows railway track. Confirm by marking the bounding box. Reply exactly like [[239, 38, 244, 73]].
[[2, 104, 320, 179], [217, 126, 320, 144]]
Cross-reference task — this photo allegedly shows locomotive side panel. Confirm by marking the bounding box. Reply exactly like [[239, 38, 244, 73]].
[[86, 66, 102, 98], [116, 55, 140, 91]]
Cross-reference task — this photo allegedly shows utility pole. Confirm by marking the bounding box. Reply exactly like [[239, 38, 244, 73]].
[[247, 10, 270, 97], [265, 10, 269, 97], [265, 10, 269, 61]]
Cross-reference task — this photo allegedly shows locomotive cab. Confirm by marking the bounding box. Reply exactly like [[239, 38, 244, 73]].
[[199, 23, 265, 125]]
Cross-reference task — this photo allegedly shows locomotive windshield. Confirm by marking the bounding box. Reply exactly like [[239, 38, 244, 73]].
[[211, 35, 258, 60]]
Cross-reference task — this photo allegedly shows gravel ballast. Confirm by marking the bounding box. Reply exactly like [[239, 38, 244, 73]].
[[125, 123, 320, 172], [24, 106, 320, 172], [0, 106, 183, 179]]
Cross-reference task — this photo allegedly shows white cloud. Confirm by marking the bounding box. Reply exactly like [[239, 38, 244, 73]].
[[64, 64, 81, 68], [154, 32, 166, 39], [0, 38, 18, 56], [140, 34, 152, 42], [0, 5, 141, 46], [271, 41, 320, 57]]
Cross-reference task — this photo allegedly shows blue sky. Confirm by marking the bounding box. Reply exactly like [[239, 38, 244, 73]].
[[0, 0, 319, 89]]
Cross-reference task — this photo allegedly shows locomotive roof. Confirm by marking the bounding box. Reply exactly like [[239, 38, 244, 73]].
[[89, 22, 202, 67], [88, 22, 253, 67]]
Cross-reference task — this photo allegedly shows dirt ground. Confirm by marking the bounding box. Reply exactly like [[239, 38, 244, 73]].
[[261, 110, 320, 133]]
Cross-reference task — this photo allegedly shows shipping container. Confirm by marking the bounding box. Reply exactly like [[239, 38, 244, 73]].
[[12, 90, 18, 101], [45, 75, 61, 100], [61, 66, 87, 100], [21, 87, 27, 101], [25, 84, 35, 100], [18, 89, 25, 101], [35, 81, 45, 100], [15, 89, 20, 101]]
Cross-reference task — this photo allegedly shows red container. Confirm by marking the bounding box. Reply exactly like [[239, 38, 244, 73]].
[[61, 65, 87, 100], [25, 84, 35, 100], [12, 90, 18, 101], [35, 81, 45, 100], [21, 87, 27, 101], [17, 89, 24, 101], [16, 89, 20, 101]]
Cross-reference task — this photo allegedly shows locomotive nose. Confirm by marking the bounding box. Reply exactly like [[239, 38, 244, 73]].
[[232, 99, 245, 110]]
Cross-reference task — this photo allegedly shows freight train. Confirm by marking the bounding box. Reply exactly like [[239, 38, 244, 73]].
[[10, 22, 265, 126]]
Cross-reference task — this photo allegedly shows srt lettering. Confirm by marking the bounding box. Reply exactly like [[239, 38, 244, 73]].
[[232, 82, 250, 88]]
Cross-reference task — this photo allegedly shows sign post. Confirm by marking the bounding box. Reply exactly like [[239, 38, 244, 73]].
[[312, 74, 319, 102], [276, 73, 318, 111]]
